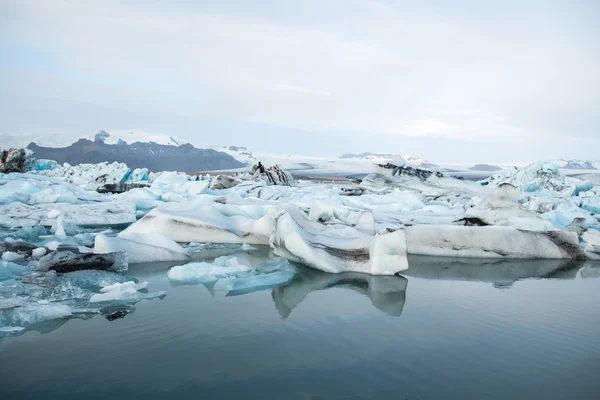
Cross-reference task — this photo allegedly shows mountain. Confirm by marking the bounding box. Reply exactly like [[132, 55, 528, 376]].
[[339, 152, 437, 168], [27, 139, 245, 172], [207, 145, 256, 165], [469, 164, 502, 172], [94, 130, 186, 147], [556, 159, 599, 170]]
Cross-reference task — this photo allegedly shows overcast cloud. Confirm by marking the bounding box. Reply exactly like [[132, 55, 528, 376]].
[[0, 0, 598, 163]]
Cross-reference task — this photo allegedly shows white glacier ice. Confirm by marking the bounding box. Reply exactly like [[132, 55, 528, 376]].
[[270, 210, 408, 275], [167, 258, 253, 283], [94, 233, 190, 264], [1, 251, 25, 262], [404, 225, 584, 259], [89, 280, 160, 303]]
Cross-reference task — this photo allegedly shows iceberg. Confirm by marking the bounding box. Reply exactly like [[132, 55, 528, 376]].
[[89, 281, 157, 303], [122, 200, 275, 245], [480, 161, 586, 196], [404, 225, 585, 259], [167, 259, 252, 283], [462, 184, 553, 230], [270, 210, 408, 275], [38, 249, 129, 273], [94, 233, 190, 264], [226, 271, 295, 294]]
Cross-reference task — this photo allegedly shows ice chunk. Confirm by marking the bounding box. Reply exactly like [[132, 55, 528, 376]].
[[39, 249, 128, 273], [1, 251, 25, 262], [0, 261, 29, 281], [99, 281, 149, 293], [45, 241, 61, 251], [151, 171, 210, 195], [463, 184, 553, 230], [0, 148, 34, 173], [405, 225, 585, 259], [47, 209, 62, 219], [582, 229, 600, 259], [8, 303, 72, 325], [256, 258, 295, 274], [480, 161, 585, 196], [241, 243, 257, 251], [94, 233, 190, 264], [210, 175, 242, 190], [122, 201, 275, 245], [270, 210, 408, 275], [32, 161, 132, 189], [167, 260, 252, 283], [0, 201, 136, 229], [227, 271, 295, 294], [59, 270, 134, 291], [32, 159, 60, 171], [54, 215, 67, 238], [32, 247, 47, 258], [89, 281, 161, 303]]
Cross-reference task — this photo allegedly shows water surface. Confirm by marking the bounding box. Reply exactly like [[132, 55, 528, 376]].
[[1, 254, 599, 399]]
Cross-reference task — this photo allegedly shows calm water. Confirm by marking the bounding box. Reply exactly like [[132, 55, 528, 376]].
[[1, 252, 600, 400]]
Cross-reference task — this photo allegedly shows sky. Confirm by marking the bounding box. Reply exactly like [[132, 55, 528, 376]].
[[0, 0, 599, 163]]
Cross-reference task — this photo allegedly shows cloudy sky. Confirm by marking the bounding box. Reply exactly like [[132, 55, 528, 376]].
[[1, 0, 598, 163]]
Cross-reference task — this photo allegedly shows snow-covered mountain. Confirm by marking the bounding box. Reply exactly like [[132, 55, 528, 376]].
[[339, 152, 437, 167], [206, 145, 256, 165], [555, 159, 599, 170], [0, 130, 258, 166], [94, 130, 186, 147], [0, 130, 188, 149]]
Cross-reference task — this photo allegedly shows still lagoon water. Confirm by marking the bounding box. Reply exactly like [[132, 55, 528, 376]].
[[1, 250, 599, 399]]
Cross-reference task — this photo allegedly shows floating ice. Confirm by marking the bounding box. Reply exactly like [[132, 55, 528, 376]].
[[39, 249, 129, 273], [227, 271, 295, 294], [32, 247, 47, 258], [167, 258, 253, 283], [89, 280, 162, 303], [94, 233, 189, 264], [1, 251, 24, 262]]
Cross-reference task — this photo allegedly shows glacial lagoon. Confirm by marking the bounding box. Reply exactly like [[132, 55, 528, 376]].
[[2, 249, 599, 399]]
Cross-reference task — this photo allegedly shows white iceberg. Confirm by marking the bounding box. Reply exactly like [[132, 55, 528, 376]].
[[94, 233, 190, 264], [270, 210, 408, 275], [405, 225, 584, 259]]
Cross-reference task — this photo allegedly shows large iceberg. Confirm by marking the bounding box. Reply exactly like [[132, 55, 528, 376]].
[[404, 225, 584, 259], [270, 210, 408, 275], [480, 161, 587, 196], [122, 200, 275, 245]]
